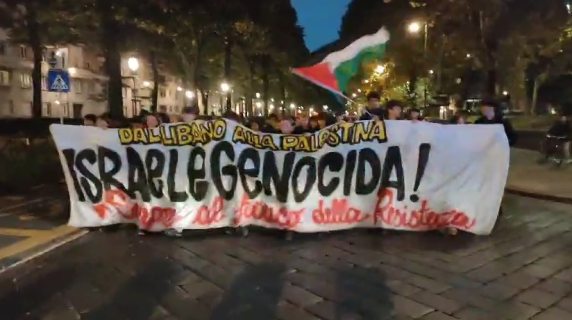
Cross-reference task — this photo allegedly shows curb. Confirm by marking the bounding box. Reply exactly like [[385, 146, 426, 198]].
[[0, 228, 88, 274], [506, 188, 572, 205]]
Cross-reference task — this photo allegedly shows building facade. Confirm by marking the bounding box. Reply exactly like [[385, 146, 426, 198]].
[[0, 29, 190, 119]]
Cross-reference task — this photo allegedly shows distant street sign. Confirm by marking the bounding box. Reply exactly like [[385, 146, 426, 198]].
[[47, 69, 70, 93]]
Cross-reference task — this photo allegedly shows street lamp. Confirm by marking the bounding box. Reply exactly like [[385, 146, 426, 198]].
[[429, 70, 434, 74], [220, 82, 231, 112], [408, 22, 421, 33], [127, 57, 139, 116], [407, 21, 429, 107], [127, 57, 139, 72], [185, 90, 194, 99], [290, 103, 295, 109], [255, 92, 260, 98], [352, 93, 357, 97], [143, 81, 150, 87], [375, 65, 385, 74], [503, 91, 508, 95], [177, 87, 183, 91]]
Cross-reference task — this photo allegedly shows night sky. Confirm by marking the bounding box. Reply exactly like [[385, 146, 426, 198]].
[[292, 0, 351, 52]]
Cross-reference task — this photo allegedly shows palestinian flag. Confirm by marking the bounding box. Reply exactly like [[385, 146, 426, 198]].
[[292, 27, 389, 97]]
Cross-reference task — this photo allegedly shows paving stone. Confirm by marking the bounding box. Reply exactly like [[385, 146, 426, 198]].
[[409, 291, 464, 314], [418, 311, 460, 320], [556, 296, 572, 312], [531, 307, 572, 320], [515, 288, 562, 309], [0, 194, 571, 320]]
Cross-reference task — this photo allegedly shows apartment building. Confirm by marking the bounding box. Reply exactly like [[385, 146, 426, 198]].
[[0, 29, 190, 119]]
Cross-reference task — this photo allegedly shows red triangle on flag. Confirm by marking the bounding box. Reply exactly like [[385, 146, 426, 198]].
[[292, 63, 340, 94]]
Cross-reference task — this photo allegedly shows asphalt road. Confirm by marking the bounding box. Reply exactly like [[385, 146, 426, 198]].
[[515, 131, 543, 151]]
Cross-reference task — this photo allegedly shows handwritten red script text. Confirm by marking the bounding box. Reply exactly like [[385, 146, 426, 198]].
[[234, 195, 303, 229], [90, 188, 476, 231], [312, 199, 370, 225], [93, 190, 182, 229], [374, 189, 476, 230]]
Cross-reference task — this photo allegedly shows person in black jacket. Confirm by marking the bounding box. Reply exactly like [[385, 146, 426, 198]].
[[545, 114, 571, 160], [473, 99, 517, 146], [473, 98, 516, 220], [359, 91, 382, 121]]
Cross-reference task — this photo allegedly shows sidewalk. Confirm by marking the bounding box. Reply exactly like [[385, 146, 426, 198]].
[[508, 148, 572, 201]]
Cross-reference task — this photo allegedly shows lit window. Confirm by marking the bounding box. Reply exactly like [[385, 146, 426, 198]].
[[0, 70, 10, 86], [20, 73, 32, 89]]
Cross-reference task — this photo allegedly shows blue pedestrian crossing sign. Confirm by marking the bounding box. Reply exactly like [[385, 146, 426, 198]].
[[47, 69, 70, 93]]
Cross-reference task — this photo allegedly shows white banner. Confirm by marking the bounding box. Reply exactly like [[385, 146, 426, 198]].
[[50, 119, 509, 235]]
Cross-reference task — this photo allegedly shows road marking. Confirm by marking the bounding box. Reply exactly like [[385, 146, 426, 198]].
[[0, 229, 87, 274], [0, 197, 48, 212], [0, 228, 45, 237], [18, 215, 37, 221], [0, 225, 79, 260], [2, 229, 87, 273]]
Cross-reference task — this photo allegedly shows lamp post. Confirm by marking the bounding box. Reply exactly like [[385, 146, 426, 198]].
[[408, 21, 429, 108], [185, 90, 194, 109], [220, 82, 230, 112], [127, 57, 139, 116]]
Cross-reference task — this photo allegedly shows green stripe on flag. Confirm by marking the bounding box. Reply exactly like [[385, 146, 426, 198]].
[[333, 43, 387, 92]]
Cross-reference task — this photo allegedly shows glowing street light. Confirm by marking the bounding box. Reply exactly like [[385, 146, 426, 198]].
[[466, 53, 471, 58], [352, 93, 357, 97], [375, 65, 385, 74], [323, 105, 328, 110], [269, 104, 274, 110], [503, 91, 508, 95], [256, 102, 262, 108], [220, 82, 230, 92], [429, 69, 434, 74], [177, 87, 183, 91], [408, 22, 421, 33], [255, 92, 260, 98], [185, 90, 194, 99], [364, 79, 369, 83], [290, 103, 295, 109], [143, 81, 150, 87], [127, 57, 139, 72]]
